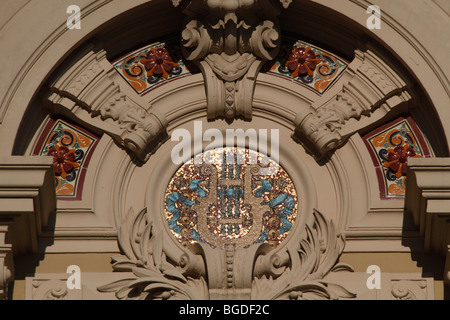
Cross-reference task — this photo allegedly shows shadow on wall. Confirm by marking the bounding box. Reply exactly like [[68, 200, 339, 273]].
[[9, 210, 57, 300], [401, 209, 449, 300]]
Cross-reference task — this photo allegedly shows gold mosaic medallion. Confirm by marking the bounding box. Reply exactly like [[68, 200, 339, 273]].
[[164, 147, 298, 249]]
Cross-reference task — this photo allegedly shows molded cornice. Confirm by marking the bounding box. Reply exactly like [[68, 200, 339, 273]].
[[406, 157, 450, 285], [0, 157, 56, 299]]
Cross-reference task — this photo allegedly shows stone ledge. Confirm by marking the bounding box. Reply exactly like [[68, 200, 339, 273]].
[[406, 157, 450, 285]]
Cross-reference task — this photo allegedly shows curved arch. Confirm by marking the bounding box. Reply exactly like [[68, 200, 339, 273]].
[[1, 0, 449, 300], [3, 0, 446, 157], [8, 0, 444, 256]]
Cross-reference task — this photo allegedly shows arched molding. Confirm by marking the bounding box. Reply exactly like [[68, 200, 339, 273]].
[[19, 30, 427, 255], [0, 0, 177, 155], [282, 0, 450, 153], [0, 0, 448, 300], [0, 0, 448, 156]]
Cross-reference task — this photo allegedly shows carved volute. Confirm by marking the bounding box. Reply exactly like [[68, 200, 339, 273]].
[[175, 0, 289, 120]]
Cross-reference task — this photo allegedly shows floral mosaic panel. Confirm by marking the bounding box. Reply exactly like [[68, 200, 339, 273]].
[[111, 37, 195, 96], [33, 118, 99, 200], [165, 147, 298, 249], [363, 116, 433, 199], [262, 38, 348, 95], [113, 36, 347, 96]]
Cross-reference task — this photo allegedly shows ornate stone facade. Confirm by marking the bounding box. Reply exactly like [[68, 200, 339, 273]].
[[0, 0, 448, 301]]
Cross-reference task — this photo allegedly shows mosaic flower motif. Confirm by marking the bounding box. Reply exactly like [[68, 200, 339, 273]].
[[47, 144, 80, 179], [286, 46, 321, 77], [382, 145, 419, 178], [140, 47, 178, 78]]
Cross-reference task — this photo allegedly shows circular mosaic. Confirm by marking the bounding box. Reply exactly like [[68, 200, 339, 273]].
[[164, 147, 298, 249]]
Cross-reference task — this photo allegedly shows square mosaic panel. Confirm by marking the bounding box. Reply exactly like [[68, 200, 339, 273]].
[[262, 38, 348, 95], [363, 116, 433, 199], [111, 37, 194, 96], [33, 118, 100, 200]]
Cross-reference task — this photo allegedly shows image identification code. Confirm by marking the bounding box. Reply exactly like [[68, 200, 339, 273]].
[[179, 304, 270, 317]]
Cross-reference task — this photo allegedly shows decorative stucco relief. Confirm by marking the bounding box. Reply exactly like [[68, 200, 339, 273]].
[[293, 49, 412, 160], [97, 147, 355, 300], [173, 0, 291, 121], [31, 1, 426, 302], [46, 49, 168, 161], [97, 206, 355, 300]]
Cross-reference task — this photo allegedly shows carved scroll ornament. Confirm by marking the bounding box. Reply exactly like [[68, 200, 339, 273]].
[[98, 206, 355, 300], [173, 0, 290, 120], [293, 50, 412, 160], [97, 207, 209, 300], [46, 49, 168, 161]]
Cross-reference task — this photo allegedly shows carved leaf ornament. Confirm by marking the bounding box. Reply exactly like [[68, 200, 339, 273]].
[[252, 210, 355, 300], [96, 0, 385, 300], [98, 208, 210, 300], [99, 147, 355, 300], [98, 207, 355, 300]]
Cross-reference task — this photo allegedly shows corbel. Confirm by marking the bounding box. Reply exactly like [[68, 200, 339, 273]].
[[173, 0, 291, 121], [45, 47, 168, 161], [293, 49, 412, 159]]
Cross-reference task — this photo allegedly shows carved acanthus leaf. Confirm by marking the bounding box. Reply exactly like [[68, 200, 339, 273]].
[[99, 206, 356, 300], [251, 210, 356, 300], [97, 208, 209, 300]]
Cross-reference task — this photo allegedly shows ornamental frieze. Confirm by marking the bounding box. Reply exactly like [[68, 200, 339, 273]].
[[98, 147, 355, 300]]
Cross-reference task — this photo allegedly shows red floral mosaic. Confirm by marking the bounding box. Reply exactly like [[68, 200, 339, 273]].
[[363, 116, 433, 199], [32, 118, 99, 200]]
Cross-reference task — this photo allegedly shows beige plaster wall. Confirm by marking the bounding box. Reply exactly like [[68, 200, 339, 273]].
[[1, 0, 449, 301], [340, 252, 447, 300], [12, 253, 114, 300], [10, 252, 447, 300]]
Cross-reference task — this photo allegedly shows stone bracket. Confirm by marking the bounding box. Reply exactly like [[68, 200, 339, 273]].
[[45, 48, 168, 161], [175, 0, 290, 121], [293, 49, 412, 160]]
